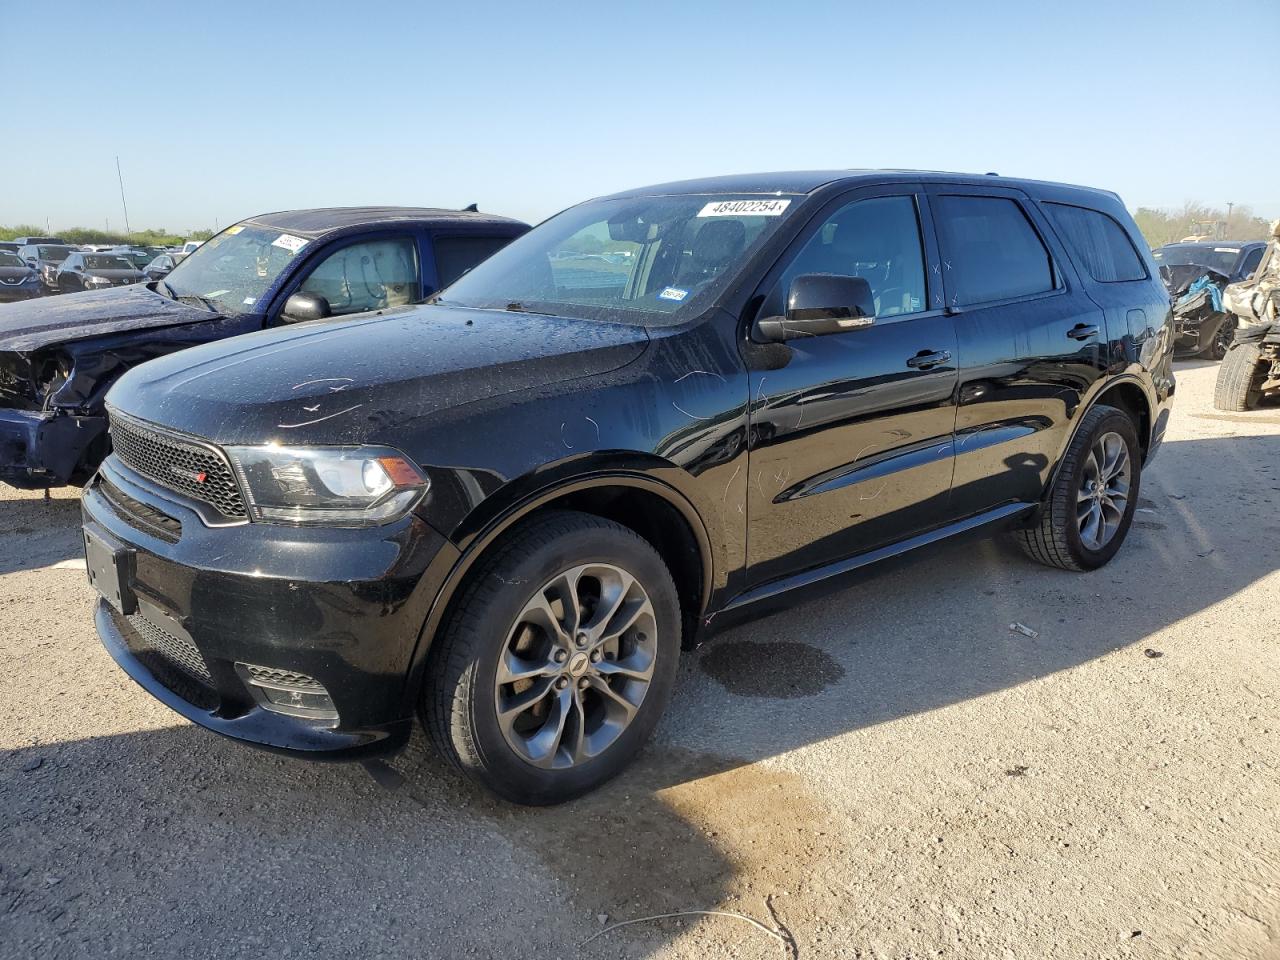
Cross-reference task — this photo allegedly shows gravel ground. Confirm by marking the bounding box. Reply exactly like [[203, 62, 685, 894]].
[[1, 360, 1277, 960]]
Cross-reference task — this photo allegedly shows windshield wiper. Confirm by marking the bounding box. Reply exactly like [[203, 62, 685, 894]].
[[159, 280, 178, 300]]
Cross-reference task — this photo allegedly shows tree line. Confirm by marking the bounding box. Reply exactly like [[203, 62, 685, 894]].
[[0, 225, 216, 246]]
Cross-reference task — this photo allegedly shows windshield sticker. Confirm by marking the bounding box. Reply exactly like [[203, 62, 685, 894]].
[[658, 287, 689, 302], [697, 199, 791, 218], [1213, 247, 1238, 253], [226, 225, 244, 235], [243, 297, 257, 305], [272, 233, 309, 254]]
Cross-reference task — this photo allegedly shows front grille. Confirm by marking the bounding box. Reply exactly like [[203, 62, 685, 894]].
[[108, 411, 247, 520], [113, 609, 218, 710], [242, 665, 324, 691], [97, 477, 182, 542]]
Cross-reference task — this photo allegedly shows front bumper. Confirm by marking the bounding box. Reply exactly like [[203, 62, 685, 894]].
[[83, 459, 459, 759], [0, 282, 42, 302], [0, 407, 107, 488]]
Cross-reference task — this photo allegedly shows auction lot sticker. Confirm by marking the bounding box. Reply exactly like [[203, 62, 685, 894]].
[[697, 199, 791, 217], [272, 233, 309, 254]]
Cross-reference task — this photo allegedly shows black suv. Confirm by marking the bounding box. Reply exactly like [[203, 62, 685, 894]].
[[82, 171, 1174, 804]]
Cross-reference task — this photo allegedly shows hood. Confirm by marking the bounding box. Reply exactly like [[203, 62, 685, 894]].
[[0, 284, 222, 353], [107, 303, 650, 446], [0, 266, 35, 282]]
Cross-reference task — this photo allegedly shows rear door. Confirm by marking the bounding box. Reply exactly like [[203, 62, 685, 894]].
[[928, 185, 1108, 517], [745, 184, 959, 587]]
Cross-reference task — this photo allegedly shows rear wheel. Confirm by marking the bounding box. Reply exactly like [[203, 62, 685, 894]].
[[422, 510, 680, 805], [1214, 342, 1265, 411], [1017, 404, 1141, 571]]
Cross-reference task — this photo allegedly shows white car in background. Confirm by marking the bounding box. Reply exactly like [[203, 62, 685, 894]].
[[181, 239, 202, 255]]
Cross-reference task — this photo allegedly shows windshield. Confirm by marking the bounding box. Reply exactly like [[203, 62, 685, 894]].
[[36, 245, 75, 262], [437, 194, 801, 325], [162, 225, 309, 313], [85, 255, 134, 270], [113, 251, 151, 268], [0, 252, 24, 268], [1153, 245, 1240, 275]]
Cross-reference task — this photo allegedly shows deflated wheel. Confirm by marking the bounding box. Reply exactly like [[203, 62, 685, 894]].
[[1017, 404, 1141, 571], [423, 510, 680, 804]]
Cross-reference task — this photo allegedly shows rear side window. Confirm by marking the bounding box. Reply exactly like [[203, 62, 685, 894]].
[[433, 236, 513, 289], [1044, 202, 1146, 283], [935, 195, 1055, 305]]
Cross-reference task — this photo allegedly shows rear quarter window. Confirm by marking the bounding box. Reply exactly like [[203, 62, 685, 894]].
[[1043, 202, 1147, 283]]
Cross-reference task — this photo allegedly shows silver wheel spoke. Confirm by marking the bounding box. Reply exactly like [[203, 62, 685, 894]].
[[1076, 430, 1133, 551], [493, 560, 658, 771]]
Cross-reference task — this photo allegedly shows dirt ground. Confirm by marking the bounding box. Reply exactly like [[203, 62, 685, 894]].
[[1, 360, 1277, 960]]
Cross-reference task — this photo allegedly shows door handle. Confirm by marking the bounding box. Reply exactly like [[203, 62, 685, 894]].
[[907, 349, 952, 370], [1066, 323, 1100, 340]]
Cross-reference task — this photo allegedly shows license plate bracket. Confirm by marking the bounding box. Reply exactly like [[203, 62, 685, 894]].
[[84, 524, 137, 615]]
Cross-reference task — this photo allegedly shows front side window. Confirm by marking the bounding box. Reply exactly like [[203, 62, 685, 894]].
[[771, 195, 927, 318], [935, 196, 1055, 305], [436, 194, 801, 326], [1044, 203, 1146, 283], [297, 237, 419, 316]]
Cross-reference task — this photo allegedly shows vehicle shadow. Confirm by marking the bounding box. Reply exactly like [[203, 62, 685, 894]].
[[2, 432, 1278, 957], [0, 489, 83, 574]]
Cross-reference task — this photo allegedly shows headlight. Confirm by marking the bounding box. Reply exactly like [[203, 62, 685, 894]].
[[224, 444, 428, 526]]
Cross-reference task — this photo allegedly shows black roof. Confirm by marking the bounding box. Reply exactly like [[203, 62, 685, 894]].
[[243, 206, 527, 238], [604, 169, 1123, 205]]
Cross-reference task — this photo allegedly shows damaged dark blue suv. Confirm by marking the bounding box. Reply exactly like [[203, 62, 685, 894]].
[[0, 207, 527, 489], [82, 171, 1174, 804]]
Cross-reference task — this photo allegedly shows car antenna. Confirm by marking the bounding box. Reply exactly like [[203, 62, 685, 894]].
[[462, 203, 478, 212]]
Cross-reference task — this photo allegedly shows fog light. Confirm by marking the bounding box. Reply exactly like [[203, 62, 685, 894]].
[[235, 663, 338, 723]]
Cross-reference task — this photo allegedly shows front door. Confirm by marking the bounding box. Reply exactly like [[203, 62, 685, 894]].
[[744, 186, 959, 587]]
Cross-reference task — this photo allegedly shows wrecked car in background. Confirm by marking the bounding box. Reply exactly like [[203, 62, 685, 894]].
[[1153, 240, 1266, 359], [1215, 221, 1280, 411], [0, 207, 529, 489]]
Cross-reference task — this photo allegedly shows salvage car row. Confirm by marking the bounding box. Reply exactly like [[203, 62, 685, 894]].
[[3, 172, 1184, 805], [0, 238, 197, 301]]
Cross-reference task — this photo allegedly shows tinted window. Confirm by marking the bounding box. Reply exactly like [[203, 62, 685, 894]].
[[935, 196, 1055, 305], [1238, 247, 1264, 280], [433, 236, 514, 289], [772, 195, 927, 318], [1044, 203, 1145, 282], [298, 237, 419, 316]]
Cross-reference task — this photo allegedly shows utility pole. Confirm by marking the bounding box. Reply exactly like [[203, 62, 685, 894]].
[[1225, 202, 1234, 239], [115, 156, 132, 237]]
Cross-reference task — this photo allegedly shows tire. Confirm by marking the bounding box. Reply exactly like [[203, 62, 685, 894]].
[[1017, 404, 1141, 572], [1214, 342, 1265, 412], [422, 510, 681, 805], [1194, 315, 1236, 361]]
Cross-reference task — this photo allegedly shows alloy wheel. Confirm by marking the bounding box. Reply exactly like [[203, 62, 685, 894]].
[[1077, 431, 1131, 550], [493, 563, 657, 769]]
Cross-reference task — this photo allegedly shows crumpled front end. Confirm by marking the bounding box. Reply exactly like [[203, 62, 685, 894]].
[[1161, 263, 1235, 357], [1224, 220, 1280, 326], [0, 312, 260, 489]]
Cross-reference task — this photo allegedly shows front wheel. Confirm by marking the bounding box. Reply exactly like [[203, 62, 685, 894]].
[[422, 510, 681, 805], [1017, 404, 1141, 571], [1214, 342, 1265, 411]]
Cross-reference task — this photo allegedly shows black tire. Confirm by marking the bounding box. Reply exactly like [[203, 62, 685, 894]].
[[1194, 315, 1236, 361], [1214, 342, 1265, 412], [422, 510, 681, 805], [1016, 404, 1141, 572]]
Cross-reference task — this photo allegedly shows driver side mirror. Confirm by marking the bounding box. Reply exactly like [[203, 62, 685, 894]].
[[282, 292, 332, 323], [754, 274, 876, 342]]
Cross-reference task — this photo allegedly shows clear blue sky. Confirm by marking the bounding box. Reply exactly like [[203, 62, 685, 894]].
[[7, 0, 1278, 233]]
